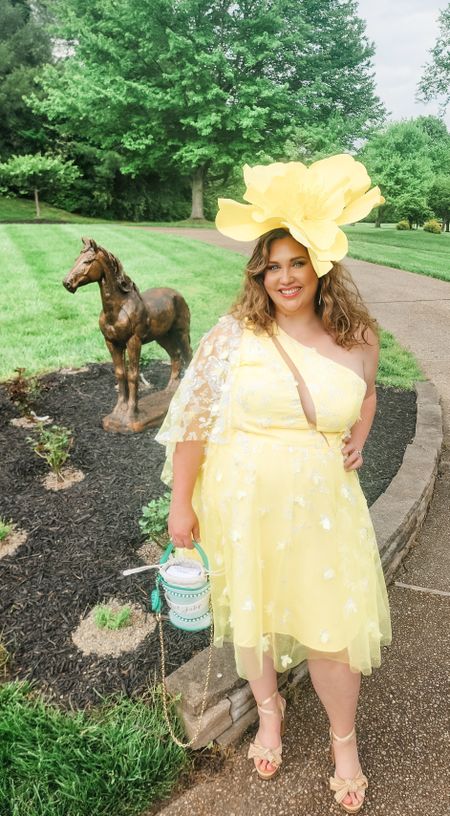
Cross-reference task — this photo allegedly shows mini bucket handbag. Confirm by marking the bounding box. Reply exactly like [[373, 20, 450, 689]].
[[122, 539, 215, 748], [150, 539, 212, 631]]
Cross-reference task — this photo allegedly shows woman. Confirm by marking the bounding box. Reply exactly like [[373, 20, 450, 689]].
[[155, 156, 392, 814]]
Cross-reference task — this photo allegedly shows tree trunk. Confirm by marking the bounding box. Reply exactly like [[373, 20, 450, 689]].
[[445, 220, 449, 233], [190, 166, 205, 220], [34, 188, 41, 219], [375, 206, 382, 228]]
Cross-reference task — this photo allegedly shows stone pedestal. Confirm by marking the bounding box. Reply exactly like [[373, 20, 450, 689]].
[[102, 387, 177, 433]]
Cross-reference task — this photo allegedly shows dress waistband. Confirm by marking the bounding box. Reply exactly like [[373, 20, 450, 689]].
[[231, 426, 349, 450]]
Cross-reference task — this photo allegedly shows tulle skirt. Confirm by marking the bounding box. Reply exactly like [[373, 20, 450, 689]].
[[192, 426, 392, 680]]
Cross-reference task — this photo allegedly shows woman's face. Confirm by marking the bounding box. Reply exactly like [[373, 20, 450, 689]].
[[263, 234, 319, 318]]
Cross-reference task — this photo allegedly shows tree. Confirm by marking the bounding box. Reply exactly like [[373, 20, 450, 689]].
[[416, 115, 450, 175], [359, 120, 434, 228], [428, 176, 450, 231], [0, 153, 80, 217], [283, 116, 353, 164], [417, 4, 450, 115], [0, 0, 52, 159], [31, 0, 306, 218], [30, 0, 385, 219], [287, 0, 386, 145]]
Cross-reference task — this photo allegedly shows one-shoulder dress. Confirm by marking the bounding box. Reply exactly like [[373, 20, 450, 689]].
[[155, 314, 392, 681]]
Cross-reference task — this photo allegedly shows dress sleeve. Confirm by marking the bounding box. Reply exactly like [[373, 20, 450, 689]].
[[155, 314, 242, 486]]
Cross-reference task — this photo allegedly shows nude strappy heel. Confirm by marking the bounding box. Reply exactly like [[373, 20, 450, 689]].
[[329, 726, 368, 813], [247, 689, 287, 780]]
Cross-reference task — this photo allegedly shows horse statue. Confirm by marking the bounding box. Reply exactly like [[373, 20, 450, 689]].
[[63, 237, 192, 432]]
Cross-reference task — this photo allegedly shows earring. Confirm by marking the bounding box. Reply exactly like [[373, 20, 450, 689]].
[[318, 288, 322, 306]]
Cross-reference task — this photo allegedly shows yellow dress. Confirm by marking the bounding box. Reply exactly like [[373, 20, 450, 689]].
[[156, 315, 392, 680]]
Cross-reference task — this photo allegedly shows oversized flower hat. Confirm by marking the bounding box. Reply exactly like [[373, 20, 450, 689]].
[[215, 154, 385, 278]]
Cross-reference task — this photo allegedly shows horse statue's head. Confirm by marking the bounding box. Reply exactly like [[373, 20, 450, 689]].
[[63, 237, 135, 293]]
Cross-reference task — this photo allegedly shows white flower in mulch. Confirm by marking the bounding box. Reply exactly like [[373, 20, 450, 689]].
[[0, 526, 28, 560], [137, 540, 166, 565], [42, 466, 85, 492], [10, 415, 53, 430], [71, 598, 156, 657], [59, 366, 89, 376]]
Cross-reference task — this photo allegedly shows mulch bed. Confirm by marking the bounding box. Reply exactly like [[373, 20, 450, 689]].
[[0, 362, 416, 710]]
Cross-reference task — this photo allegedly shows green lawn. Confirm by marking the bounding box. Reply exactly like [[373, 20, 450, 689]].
[[0, 195, 214, 228], [0, 195, 104, 224], [345, 222, 450, 282], [0, 224, 246, 380], [0, 223, 424, 389], [2, 197, 449, 281], [0, 681, 188, 816]]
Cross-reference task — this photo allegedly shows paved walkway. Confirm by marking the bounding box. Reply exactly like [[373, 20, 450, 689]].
[[146, 228, 450, 816]]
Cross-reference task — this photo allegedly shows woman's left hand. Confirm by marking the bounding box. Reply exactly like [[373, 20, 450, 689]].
[[341, 437, 364, 471]]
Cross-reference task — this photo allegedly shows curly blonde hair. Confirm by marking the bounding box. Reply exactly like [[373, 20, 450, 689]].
[[229, 228, 379, 349]]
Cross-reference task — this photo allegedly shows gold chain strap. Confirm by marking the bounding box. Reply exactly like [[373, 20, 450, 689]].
[[156, 598, 215, 748]]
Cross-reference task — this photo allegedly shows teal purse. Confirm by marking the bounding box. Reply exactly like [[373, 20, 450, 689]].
[[123, 540, 214, 747], [150, 540, 212, 632]]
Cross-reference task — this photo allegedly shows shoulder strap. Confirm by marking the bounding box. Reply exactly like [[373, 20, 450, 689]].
[[271, 335, 330, 447], [271, 335, 302, 385]]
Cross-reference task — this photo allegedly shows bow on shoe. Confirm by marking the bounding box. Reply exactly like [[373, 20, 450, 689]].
[[247, 740, 283, 768], [329, 772, 368, 804]]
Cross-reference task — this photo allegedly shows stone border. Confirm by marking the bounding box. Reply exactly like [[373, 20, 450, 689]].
[[164, 380, 443, 748], [371, 381, 442, 583]]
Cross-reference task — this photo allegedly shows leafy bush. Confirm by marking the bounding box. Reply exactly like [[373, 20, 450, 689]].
[[4, 367, 41, 415], [27, 423, 73, 481], [396, 220, 411, 230], [54, 151, 192, 220], [139, 492, 171, 546], [0, 518, 12, 542], [93, 605, 132, 630], [423, 218, 442, 234]]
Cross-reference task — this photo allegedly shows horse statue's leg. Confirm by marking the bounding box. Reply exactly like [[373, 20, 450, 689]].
[[179, 327, 193, 369], [154, 331, 186, 391], [105, 339, 128, 417], [126, 334, 142, 420]]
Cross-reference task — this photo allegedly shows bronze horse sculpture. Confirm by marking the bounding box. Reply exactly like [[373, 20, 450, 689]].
[[63, 237, 192, 432]]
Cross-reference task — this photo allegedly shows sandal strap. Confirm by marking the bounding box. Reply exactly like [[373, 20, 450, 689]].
[[329, 771, 368, 804], [256, 688, 278, 714], [330, 726, 356, 744], [248, 738, 283, 767]]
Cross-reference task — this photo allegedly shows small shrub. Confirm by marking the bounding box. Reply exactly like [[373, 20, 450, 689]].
[[4, 367, 41, 415], [396, 220, 411, 230], [423, 218, 442, 234], [93, 605, 132, 630], [27, 423, 73, 481], [0, 518, 12, 542], [139, 492, 171, 546]]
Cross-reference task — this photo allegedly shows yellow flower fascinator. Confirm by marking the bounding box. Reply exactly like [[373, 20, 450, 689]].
[[215, 154, 385, 277]]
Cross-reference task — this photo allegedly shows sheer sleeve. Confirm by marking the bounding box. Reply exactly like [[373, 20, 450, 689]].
[[155, 314, 243, 486]]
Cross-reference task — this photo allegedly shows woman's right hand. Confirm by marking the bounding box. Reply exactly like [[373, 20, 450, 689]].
[[168, 500, 200, 549]]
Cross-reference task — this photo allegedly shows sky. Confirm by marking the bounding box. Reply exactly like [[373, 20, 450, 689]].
[[356, 0, 450, 128]]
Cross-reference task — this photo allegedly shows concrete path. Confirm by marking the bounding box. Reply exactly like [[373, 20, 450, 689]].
[[147, 228, 450, 816]]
